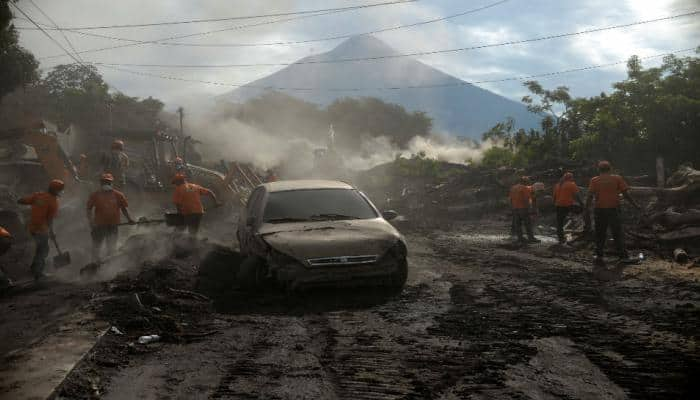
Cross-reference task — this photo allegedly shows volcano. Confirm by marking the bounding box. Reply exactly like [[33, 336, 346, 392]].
[[225, 35, 540, 138]]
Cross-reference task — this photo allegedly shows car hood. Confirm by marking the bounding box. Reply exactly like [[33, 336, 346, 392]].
[[259, 218, 402, 263]]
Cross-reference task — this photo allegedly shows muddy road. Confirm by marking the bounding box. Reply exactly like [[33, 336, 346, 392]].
[[49, 221, 698, 400]]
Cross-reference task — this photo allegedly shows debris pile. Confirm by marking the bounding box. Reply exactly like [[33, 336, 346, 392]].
[[629, 165, 700, 263], [358, 158, 700, 263], [57, 241, 235, 398]]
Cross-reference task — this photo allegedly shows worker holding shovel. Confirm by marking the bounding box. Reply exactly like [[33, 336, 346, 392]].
[[18, 179, 63, 281], [172, 173, 220, 236], [87, 173, 135, 262]]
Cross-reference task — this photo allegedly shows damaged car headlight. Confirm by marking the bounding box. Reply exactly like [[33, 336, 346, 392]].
[[382, 239, 407, 262], [266, 247, 300, 268]]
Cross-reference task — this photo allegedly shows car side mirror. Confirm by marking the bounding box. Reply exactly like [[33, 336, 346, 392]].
[[382, 210, 398, 221], [246, 215, 256, 226]]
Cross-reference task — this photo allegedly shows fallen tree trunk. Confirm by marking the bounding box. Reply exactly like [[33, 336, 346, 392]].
[[648, 209, 700, 230], [657, 226, 700, 242], [629, 184, 698, 205]]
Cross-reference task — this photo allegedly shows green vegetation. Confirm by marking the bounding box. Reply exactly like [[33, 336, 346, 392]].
[[225, 92, 432, 151], [0, 0, 39, 98], [1, 63, 165, 133], [482, 50, 700, 173]]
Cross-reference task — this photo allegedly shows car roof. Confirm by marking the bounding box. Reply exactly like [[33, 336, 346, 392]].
[[262, 179, 355, 193]]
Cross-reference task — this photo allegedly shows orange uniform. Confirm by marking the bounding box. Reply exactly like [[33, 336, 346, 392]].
[[509, 184, 533, 209], [173, 183, 210, 215], [554, 181, 580, 207], [588, 174, 629, 209], [19, 192, 58, 234], [87, 190, 129, 226]]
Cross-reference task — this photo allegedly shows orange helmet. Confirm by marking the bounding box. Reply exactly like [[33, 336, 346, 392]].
[[0, 226, 11, 238], [111, 140, 124, 150], [100, 173, 114, 182], [172, 173, 186, 184], [49, 179, 65, 192]]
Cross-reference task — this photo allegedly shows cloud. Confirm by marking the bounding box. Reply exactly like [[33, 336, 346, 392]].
[[14, 0, 698, 107]]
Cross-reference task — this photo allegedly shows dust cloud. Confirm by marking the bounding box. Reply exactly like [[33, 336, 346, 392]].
[[183, 106, 494, 177]]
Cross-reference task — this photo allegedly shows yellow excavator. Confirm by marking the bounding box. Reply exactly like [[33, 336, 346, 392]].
[[0, 121, 83, 243]]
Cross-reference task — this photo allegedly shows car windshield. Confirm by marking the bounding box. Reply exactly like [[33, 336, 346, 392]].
[[263, 189, 377, 223]]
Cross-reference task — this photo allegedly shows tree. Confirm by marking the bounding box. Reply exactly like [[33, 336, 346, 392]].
[[222, 92, 432, 152], [42, 64, 110, 130], [521, 81, 572, 158], [0, 0, 39, 99], [327, 97, 432, 149], [569, 51, 700, 171], [481, 117, 515, 150]]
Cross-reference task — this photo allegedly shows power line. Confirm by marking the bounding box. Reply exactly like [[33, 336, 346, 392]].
[[28, 0, 417, 30], [17, 0, 509, 49], [35, 6, 379, 61], [26, 0, 83, 63], [84, 11, 700, 69], [94, 48, 696, 92], [9, 3, 82, 64], [12, 3, 127, 93]]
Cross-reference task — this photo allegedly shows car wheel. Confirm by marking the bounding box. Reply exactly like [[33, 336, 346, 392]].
[[388, 258, 408, 289], [237, 255, 266, 287]]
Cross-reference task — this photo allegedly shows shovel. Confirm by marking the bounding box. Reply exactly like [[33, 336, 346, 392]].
[[51, 235, 71, 268], [117, 217, 166, 227], [80, 218, 166, 277]]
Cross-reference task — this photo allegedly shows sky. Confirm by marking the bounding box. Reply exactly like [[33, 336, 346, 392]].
[[13, 0, 700, 110]]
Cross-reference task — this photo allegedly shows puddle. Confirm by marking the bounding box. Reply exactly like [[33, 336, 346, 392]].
[[453, 233, 557, 244]]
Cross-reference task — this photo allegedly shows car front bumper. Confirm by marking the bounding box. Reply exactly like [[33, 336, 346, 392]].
[[274, 258, 404, 289]]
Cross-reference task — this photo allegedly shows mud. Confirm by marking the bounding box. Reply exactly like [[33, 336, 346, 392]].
[[2, 215, 698, 399], [38, 218, 695, 399]]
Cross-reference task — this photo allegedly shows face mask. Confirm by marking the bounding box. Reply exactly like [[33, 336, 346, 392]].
[[102, 184, 113, 191]]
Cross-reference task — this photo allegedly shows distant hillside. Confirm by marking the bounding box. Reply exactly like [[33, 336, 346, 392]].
[[224, 35, 541, 138]]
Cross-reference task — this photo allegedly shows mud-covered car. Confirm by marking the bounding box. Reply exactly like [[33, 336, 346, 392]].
[[236, 180, 407, 290]]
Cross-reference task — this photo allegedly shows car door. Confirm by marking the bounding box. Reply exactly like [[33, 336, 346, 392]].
[[238, 187, 264, 254]]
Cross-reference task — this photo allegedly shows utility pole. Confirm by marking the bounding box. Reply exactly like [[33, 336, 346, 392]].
[[107, 101, 113, 133], [177, 107, 184, 136]]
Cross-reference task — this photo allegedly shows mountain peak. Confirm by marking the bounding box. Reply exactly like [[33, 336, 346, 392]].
[[327, 35, 399, 58]]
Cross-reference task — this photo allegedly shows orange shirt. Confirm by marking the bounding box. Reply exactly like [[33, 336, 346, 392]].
[[554, 181, 580, 207], [173, 183, 209, 215], [509, 184, 533, 209], [0, 226, 11, 238], [87, 190, 128, 226], [19, 192, 58, 234], [588, 174, 629, 209]]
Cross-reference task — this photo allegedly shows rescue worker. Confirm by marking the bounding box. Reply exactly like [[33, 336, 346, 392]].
[[553, 172, 583, 244], [103, 139, 129, 189], [171, 156, 189, 180], [172, 173, 220, 236], [585, 161, 641, 265], [87, 173, 135, 261], [18, 179, 64, 281], [0, 226, 13, 291], [509, 176, 539, 243]]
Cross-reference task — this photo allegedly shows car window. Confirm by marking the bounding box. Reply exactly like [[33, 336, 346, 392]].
[[263, 189, 378, 223]]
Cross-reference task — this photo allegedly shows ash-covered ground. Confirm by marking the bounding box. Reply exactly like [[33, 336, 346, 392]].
[[4, 215, 690, 400]]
